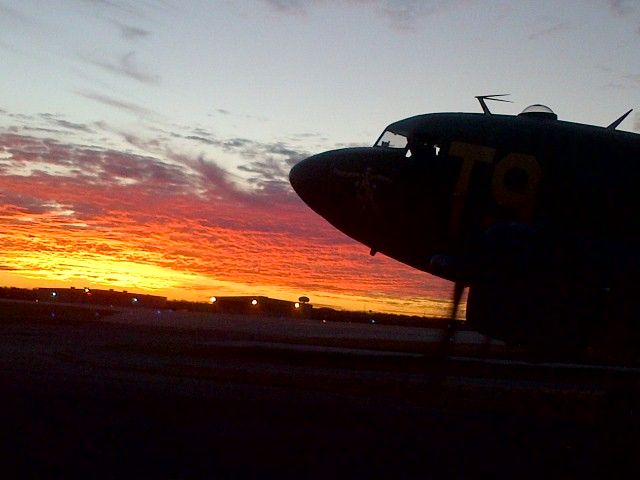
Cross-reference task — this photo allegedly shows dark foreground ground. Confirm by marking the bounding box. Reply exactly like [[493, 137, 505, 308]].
[[1, 301, 639, 479]]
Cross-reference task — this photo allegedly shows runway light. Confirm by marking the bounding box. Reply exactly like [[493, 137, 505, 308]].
[[209, 296, 217, 303], [294, 302, 300, 309], [251, 299, 258, 306]]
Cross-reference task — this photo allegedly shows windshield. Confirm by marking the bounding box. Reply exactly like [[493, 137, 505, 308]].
[[374, 130, 407, 149]]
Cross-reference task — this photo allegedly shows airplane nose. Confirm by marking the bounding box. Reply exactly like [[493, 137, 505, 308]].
[[289, 152, 332, 209], [290, 146, 406, 219], [288, 157, 308, 196]]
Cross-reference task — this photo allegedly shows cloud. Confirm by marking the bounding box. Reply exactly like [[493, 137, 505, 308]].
[[39, 113, 95, 133], [237, 157, 292, 196], [77, 90, 153, 117], [83, 51, 159, 84], [528, 21, 571, 40], [221, 137, 309, 166], [0, 191, 58, 215], [624, 73, 640, 85], [599, 69, 640, 91], [0, 128, 449, 314], [606, 0, 640, 36], [133, 125, 310, 201], [79, 0, 150, 19], [377, 0, 471, 30], [79, 127, 299, 208], [261, 0, 309, 15], [608, 0, 636, 17], [180, 129, 310, 170], [185, 134, 217, 146], [0, 4, 30, 24], [260, 0, 471, 30], [1, 131, 295, 263], [217, 138, 309, 193], [290, 132, 322, 140], [55, 119, 95, 133], [111, 20, 152, 40], [174, 152, 255, 204], [0, 132, 193, 193]]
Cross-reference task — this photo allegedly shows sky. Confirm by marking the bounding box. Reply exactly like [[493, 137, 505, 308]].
[[1, 0, 639, 316]]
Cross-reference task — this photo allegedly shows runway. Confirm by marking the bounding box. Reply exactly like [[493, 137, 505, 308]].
[[0, 301, 639, 478]]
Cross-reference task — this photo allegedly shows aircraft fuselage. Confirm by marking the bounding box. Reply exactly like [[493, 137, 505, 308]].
[[291, 112, 640, 281]]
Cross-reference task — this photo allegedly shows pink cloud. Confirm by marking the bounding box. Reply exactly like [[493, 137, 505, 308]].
[[0, 131, 450, 313]]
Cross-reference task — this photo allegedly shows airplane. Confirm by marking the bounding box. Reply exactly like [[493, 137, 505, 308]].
[[289, 95, 640, 354]]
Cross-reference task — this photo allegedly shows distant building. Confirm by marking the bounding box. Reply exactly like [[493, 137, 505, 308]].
[[208, 296, 312, 316], [0, 287, 37, 301], [34, 289, 310, 317], [37, 287, 166, 308]]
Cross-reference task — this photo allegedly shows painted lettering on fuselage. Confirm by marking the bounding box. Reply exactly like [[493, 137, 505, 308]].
[[448, 141, 542, 239]]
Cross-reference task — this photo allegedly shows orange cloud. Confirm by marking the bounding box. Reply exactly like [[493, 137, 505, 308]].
[[0, 131, 452, 316]]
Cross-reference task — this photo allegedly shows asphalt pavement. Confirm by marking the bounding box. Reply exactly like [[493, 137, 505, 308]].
[[0, 303, 638, 478]]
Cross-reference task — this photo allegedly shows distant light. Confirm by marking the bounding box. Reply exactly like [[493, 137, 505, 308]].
[[370, 319, 376, 324], [322, 319, 326, 324], [294, 302, 300, 309], [51, 291, 57, 297], [209, 296, 217, 303], [84, 288, 90, 293], [251, 299, 258, 306], [132, 297, 138, 304]]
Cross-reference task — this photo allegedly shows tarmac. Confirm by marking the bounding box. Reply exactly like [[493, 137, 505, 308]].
[[0, 300, 639, 478]]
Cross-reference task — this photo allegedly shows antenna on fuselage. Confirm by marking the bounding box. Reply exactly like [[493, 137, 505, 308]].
[[607, 109, 633, 130], [475, 94, 512, 114]]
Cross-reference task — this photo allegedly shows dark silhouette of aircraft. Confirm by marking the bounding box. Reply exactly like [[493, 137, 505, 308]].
[[290, 96, 640, 353]]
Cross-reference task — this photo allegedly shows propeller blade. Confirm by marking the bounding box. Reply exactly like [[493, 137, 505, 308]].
[[449, 281, 465, 321], [440, 281, 466, 355]]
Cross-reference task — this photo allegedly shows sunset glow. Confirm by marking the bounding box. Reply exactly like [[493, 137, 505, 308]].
[[0, 130, 453, 315], [1, 1, 638, 316]]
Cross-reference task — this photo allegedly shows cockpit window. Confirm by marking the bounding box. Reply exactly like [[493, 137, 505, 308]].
[[374, 130, 408, 149], [406, 138, 442, 159]]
